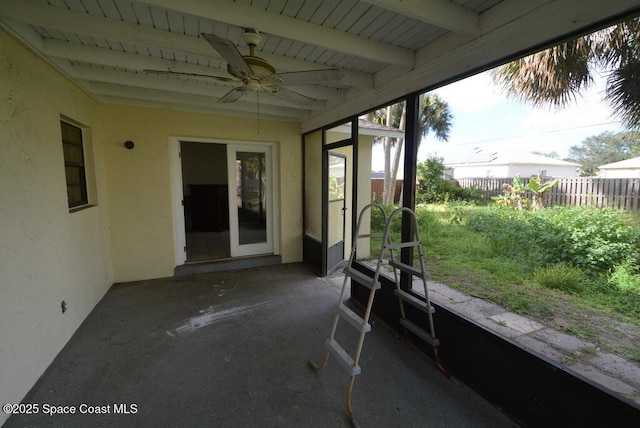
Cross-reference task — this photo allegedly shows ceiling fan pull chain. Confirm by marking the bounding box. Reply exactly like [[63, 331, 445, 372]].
[[257, 90, 261, 135]]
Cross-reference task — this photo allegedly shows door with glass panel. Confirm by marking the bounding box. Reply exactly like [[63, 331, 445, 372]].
[[327, 152, 347, 272], [226, 144, 273, 257]]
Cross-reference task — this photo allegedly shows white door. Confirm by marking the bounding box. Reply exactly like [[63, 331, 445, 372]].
[[227, 144, 273, 257]]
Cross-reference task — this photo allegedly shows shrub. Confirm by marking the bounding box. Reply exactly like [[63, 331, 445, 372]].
[[608, 257, 640, 294], [534, 263, 587, 293], [416, 157, 484, 204], [540, 207, 640, 275], [466, 206, 640, 276]]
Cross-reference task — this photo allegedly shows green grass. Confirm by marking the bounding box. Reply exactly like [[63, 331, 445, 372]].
[[370, 202, 640, 361]]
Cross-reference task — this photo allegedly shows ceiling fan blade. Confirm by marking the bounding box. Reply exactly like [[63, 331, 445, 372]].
[[268, 87, 316, 106], [143, 69, 239, 83], [276, 69, 345, 85], [218, 87, 246, 103], [201, 33, 253, 78]]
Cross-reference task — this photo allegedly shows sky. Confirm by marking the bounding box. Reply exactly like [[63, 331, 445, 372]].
[[371, 69, 627, 171]]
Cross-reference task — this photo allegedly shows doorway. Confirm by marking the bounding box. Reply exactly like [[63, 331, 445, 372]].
[[178, 140, 275, 263], [181, 142, 230, 261], [327, 151, 347, 272]]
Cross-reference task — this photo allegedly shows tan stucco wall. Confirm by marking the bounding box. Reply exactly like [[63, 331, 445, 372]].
[[100, 105, 303, 282], [0, 29, 113, 425]]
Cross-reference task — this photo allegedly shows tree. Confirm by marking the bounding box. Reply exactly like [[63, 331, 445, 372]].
[[567, 131, 640, 175], [492, 17, 640, 129], [532, 151, 561, 159], [370, 94, 452, 205]]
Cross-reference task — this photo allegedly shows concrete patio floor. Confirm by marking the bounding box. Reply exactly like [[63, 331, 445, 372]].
[[5, 263, 516, 427]]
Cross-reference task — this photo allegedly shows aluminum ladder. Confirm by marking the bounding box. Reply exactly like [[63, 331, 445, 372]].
[[309, 203, 389, 427], [383, 207, 447, 376], [310, 204, 446, 426]]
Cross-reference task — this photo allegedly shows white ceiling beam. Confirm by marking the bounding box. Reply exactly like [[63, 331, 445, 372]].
[[65, 64, 327, 111], [97, 95, 304, 123], [43, 39, 229, 79], [361, 0, 480, 35], [85, 81, 308, 121], [140, 0, 415, 67], [42, 38, 371, 91], [0, 0, 373, 85]]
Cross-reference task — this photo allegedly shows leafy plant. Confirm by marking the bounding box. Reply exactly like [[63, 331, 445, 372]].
[[526, 176, 560, 209], [534, 263, 587, 293], [416, 157, 484, 204], [608, 257, 640, 294], [492, 175, 559, 210], [492, 176, 528, 209]]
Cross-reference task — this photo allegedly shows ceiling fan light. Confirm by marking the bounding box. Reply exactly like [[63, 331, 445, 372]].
[[245, 79, 262, 91]]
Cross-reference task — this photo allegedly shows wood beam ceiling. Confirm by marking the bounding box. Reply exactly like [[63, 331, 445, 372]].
[[140, 0, 415, 68], [360, 0, 480, 35]]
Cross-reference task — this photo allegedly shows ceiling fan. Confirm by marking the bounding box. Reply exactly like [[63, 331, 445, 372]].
[[145, 28, 344, 107]]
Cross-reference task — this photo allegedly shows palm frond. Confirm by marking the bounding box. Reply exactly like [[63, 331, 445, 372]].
[[493, 37, 594, 109], [606, 58, 640, 129]]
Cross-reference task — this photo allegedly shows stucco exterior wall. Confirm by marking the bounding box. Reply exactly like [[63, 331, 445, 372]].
[[0, 29, 113, 425], [1, 27, 304, 423], [100, 105, 302, 282]]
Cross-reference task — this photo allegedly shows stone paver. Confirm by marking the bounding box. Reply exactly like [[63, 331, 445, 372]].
[[488, 312, 545, 335]]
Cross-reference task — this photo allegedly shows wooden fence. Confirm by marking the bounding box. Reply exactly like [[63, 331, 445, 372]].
[[456, 177, 640, 210], [371, 178, 403, 203]]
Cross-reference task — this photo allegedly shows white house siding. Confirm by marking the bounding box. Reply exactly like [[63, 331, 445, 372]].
[[1, 29, 113, 425], [597, 156, 640, 178], [450, 163, 577, 179], [598, 169, 640, 178]]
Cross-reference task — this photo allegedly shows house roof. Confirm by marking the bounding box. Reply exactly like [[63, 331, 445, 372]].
[[332, 119, 404, 139], [598, 156, 640, 169], [442, 148, 580, 167], [1, 0, 637, 131]]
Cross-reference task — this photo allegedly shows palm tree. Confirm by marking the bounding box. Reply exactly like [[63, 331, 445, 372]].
[[370, 94, 452, 205], [492, 17, 640, 128]]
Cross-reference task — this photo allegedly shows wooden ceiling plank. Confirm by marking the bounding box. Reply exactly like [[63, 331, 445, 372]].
[[64, 60, 334, 110], [85, 81, 310, 119], [1, 0, 374, 84], [360, 0, 480, 36], [139, 0, 414, 67]]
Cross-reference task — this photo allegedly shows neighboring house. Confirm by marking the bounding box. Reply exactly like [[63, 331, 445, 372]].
[[442, 148, 580, 179], [597, 156, 640, 178]]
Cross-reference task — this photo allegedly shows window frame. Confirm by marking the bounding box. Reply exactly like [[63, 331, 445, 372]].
[[60, 118, 95, 211]]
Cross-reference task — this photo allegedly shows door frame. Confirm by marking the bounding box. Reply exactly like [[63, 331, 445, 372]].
[[322, 125, 356, 275], [170, 137, 279, 266]]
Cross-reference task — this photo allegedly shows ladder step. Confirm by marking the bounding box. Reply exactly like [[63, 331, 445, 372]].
[[325, 338, 361, 376], [399, 319, 440, 347], [388, 260, 429, 279], [337, 303, 371, 333], [395, 289, 436, 314], [386, 241, 420, 249], [343, 266, 381, 290]]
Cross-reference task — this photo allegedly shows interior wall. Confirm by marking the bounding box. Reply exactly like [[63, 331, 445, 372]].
[[180, 142, 228, 193], [0, 29, 113, 425], [100, 105, 302, 282]]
